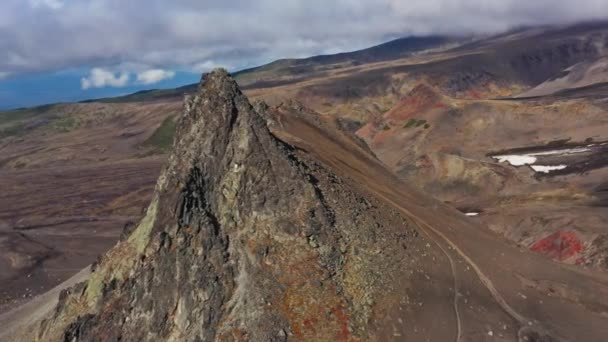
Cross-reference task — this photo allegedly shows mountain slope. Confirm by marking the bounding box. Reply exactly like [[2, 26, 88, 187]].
[[235, 35, 459, 83], [518, 56, 608, 97]]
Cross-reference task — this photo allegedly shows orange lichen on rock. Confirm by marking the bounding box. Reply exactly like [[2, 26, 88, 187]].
[[272, 242, 354, 341]]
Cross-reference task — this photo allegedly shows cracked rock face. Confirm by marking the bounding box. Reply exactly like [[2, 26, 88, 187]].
[[35, 69, 418, 341]]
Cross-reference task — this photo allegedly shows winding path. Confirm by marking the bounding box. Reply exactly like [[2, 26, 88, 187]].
[[411, 214, 464, 342]]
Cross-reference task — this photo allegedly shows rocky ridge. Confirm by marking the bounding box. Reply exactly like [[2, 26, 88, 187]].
[[28, 69, 420, 341]]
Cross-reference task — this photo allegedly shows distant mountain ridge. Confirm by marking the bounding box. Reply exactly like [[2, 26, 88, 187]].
[[236, 35, 459, 75], [84, 35, 461, 104], [82, 20, 608, 106]]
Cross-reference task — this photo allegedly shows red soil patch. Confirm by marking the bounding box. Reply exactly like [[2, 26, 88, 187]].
[[384, 84, 443, 122], [355, 83, 444, 145], [371, 128, 394, 147], [530, 231, 583, 261], [356, 122, 376, 142]]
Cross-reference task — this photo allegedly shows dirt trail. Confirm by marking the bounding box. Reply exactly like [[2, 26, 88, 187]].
[[392, 199, 527, 325], [413, 215, 464, 342]]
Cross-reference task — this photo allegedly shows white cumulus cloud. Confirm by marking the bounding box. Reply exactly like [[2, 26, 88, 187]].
[[3, 0, 608, 79], [81, 68, 130, 90], [29, 0, 64, 10], [136, 69, 176, 85], [192, 61, 230, 73]]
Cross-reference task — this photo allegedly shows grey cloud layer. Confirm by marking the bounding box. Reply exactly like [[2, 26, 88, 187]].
[[2, 0, 608, 77]]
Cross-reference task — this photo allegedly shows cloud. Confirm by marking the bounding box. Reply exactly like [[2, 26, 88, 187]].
[[29, 0, 64, 10], [0, 72, 11, 80], [81, 68, 129, 90], [191, 60, 237, 74], [2, 0, 608, 80], [136, 69, 176, 85]]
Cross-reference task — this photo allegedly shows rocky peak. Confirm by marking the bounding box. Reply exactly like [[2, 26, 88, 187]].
[[161, 68, 269, 194], [31, 69, 418, 342]]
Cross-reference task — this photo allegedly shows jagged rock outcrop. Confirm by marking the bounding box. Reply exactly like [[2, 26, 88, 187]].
[[31, 69, 418, 341]]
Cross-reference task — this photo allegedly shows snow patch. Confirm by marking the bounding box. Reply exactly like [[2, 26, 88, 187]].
[[491, 146, 594, 173], [492, 146, 592, 167], [492, 147, 590, 167], [530, 165, 567, 173], [493, 155, 537, 166], [465, 212, 479, 217]]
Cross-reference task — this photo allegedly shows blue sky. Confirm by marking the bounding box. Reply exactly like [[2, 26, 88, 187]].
[[1, 0, 607, 110], [0, 69, 200, 109]]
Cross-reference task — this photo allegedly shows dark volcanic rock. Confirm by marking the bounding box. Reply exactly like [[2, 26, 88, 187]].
[[34, 69, 417, 341]]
